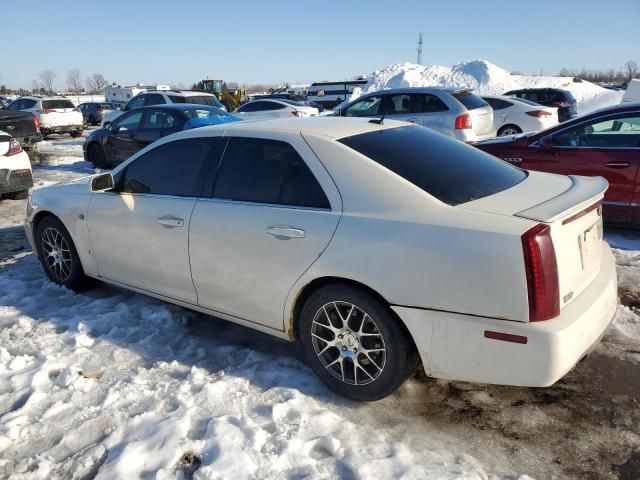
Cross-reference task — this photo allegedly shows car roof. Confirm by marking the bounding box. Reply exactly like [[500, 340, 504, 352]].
[[205, 116, 408, 139], [358, 87, 473, 96], [129, 103, 225, 112], [504, 88, 569, 93]]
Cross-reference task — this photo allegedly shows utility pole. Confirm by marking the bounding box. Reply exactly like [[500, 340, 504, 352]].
[[417, 32, 423, 65]]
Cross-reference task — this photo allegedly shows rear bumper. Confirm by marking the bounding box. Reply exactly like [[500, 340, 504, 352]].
[[393, 244, 618, 387], [41, 125, 83, 133], [0, 168, 33, 194]]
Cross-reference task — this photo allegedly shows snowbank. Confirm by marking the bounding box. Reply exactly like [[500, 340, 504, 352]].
[[348, 60, 624, 115]]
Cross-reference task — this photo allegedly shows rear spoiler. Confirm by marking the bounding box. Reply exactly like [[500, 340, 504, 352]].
[[515, 175, 608, 223]]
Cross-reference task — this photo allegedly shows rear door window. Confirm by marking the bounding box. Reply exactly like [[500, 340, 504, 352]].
[[417, 94, 449, 113], [212, 138, 329, 208], [338, 125, 527, 206], [143, 94, 166, 106], [127, 95, 146, 109], [452, 92, 488, 110]]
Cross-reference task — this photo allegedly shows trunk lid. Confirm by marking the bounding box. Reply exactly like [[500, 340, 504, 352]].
[[468, 104, 494, 136], [461, 171, 608, 312], [0, 111, 37, 138]]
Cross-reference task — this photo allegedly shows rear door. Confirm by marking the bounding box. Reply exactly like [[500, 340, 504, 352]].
[[189, 135, 341, 329], [530, 112, 640, 225], [104, 110, 144, 164]]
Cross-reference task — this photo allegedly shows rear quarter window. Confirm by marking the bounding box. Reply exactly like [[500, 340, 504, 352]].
[[338, 125, 527, 206]]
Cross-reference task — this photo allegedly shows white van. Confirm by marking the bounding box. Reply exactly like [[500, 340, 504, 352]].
[[622, 78, 640, 103]]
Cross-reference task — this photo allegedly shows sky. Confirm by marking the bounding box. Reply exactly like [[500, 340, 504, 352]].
[[0, 0, 638, 90]]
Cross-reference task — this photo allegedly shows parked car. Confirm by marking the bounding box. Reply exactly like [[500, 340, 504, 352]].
[[475, 102, 640, 227], [482, 95, 558, 136], [503, 88, 577, 122], [0, 109, 42, 152], [7, 96, 83, 138], [26, 117, 616, 401], [0, 129, 33, 200], [333, 88, 495, 142], [0, 96, 13, 108], [307, 79, 369, 109], [234, 99, 319, 119], [78, 102, 119, 126], [84, 104, 240, 168], [251, 93, 324, 112], [101, 90, 226, 126]]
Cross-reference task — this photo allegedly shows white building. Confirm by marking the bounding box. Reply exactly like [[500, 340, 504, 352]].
[[105, 83, 170, 105]]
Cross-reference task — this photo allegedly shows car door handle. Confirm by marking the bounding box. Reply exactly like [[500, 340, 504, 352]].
[[266, 225, 305, 239], [605, 162, 631, 169], [157, 216, 184, 228]]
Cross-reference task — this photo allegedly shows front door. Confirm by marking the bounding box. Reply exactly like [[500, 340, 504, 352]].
[[104, 110, 144, 164], [189, 135, 341, 330], [87, 136, 216, 303]]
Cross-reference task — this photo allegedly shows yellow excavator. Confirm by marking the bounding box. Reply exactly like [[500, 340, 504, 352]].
[[195, 79, 247, 111]]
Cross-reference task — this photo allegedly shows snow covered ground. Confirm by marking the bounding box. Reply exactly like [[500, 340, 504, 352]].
[[345, 60, 624, 115], [0, 134, 639, 479]]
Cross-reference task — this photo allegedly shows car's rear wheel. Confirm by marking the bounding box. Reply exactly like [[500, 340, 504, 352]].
[[299, 284, 418, 401], [498, 124, 522, 136], [89, 115, 96, 126], [35, 216, 88, 290], [88, 143, 108, 168]]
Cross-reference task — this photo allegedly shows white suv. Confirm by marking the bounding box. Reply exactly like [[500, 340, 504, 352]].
[[101, 90, 226, 126], [7, 96, 83, 138]]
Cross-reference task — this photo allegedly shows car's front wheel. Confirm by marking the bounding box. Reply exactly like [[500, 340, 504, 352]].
[[299, 284, 419, 401], [35, 216, 88, 290], [88, 143, 108, 168]]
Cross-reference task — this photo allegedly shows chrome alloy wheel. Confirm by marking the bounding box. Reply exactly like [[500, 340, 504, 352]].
[[311, 301, 387, 386], [40, 227, 72, 282], [500, 127, 520, 136]]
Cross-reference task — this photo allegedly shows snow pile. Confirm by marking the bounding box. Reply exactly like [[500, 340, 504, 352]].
[[349, 60, 624, 114]]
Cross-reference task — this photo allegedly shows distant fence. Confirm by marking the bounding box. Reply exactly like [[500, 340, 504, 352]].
[[65, 94, 106, 106]]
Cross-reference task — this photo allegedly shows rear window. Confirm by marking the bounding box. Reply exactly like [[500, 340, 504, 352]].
[[452, 92, 488, 110], [338, 125, 527, 206], [42, 100, 76, 109], [510, 97, 541, 106], [169, 95, 223, 108]]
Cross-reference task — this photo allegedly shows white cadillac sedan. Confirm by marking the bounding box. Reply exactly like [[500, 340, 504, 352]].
[[24, 117, 617, 401]]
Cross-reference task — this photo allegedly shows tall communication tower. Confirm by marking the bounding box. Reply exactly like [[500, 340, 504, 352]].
[[417, 32, 423, 65]]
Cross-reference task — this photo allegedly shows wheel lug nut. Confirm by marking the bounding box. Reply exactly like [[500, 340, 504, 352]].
[[338, 334, 343, 339], [342, 346, 347, 351]]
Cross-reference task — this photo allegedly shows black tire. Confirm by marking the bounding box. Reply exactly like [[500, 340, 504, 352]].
[[70, 130, 82, 138], [89, 115, 96, 126], [35, 216, 88, 290], [497, 124, 522, 136], [8, 189, 29, 200], [299, 284, 419, 401], [88, 143, 108, 168]]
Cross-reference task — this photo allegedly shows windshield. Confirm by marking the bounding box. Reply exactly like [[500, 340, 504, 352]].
[[338, 125, 527, 206]]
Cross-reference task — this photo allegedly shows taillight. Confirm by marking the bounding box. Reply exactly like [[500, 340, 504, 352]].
[[454, 113, 472, 129], [526, 110, 552, 117], [521, 224, 559, 321], [6, 138, 23, 156], [291, 111, 302, 117], [96, 108, 103, 113], [33, 116, 41, 135]]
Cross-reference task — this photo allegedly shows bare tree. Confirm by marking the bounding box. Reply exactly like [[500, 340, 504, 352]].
[[86, 73, 107, 94], [31, 80, 40, 93], [66, 69, 83, 93], [39, 70, 56, 94], [625, 60, 638, 82]]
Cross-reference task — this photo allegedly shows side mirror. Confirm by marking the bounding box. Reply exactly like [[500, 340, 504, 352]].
[[91, 172, 114, 191], [538, 135, 554, 149]]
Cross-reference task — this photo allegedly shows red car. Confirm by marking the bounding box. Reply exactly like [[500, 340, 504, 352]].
[[475, 103, 640, 227]]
